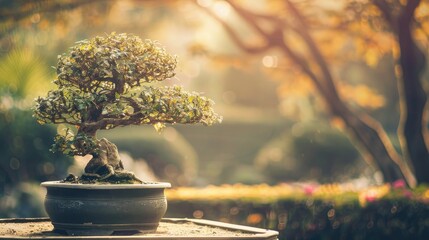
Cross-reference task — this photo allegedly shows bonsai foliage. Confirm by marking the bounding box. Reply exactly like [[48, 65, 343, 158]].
[[33, 33, 222, 183]]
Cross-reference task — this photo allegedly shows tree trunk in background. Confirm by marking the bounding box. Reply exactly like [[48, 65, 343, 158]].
[[397, 3, 429, 184], [334, 105, 413, 185], [281, 0, 415, 185], [374, 0, 429, 184]]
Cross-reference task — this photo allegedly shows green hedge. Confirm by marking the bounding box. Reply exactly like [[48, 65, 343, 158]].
[[166, 184, 429, 240], [0, 108, 72, 186]]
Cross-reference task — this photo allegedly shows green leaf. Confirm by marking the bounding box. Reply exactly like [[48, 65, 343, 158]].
[[153, 122, 165, 132]]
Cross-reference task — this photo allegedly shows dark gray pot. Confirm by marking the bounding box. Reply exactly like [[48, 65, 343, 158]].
[[41, 181, 171, 236]]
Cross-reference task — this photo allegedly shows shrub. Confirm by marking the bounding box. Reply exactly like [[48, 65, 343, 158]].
[[0, 107, 72, 187], [166, 183, 429, 240]]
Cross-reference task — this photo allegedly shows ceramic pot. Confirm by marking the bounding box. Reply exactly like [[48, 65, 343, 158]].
[[41, 181, 171, 236]]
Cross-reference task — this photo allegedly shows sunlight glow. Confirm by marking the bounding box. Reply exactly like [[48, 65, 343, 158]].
[[212, 1, 231, 19], [262, 55, 278, 68], [197, 0, 213, 8], [30, 13, 41, 24], [197, 0, 231, 18]]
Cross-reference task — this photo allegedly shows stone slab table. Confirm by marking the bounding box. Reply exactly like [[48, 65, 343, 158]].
[[0, 218, 278, 240]]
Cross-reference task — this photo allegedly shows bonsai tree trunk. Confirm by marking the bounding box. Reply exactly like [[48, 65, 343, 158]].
[[79, 137, 142, 183], [84, 138, 124, 177], [74, 128, 142, 183]]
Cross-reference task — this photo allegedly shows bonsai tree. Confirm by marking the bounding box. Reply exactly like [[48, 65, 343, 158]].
[[33, 33, 222, 184]]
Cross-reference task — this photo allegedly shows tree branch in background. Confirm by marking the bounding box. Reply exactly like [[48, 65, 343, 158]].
[[283, 0, 415, 186], [195, 2, 271, 54], [199, 0, 416, 185], [0, 0, 98, 39]]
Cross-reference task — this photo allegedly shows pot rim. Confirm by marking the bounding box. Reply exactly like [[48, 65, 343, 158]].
[[41, 181, 171, 189]]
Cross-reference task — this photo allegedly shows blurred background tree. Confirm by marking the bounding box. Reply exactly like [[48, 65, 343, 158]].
[[0, 47, 73, 218], [0, 0, 428, 196], [197, 0, 429, 186]]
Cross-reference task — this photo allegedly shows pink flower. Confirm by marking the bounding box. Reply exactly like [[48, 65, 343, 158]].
[[304, 185, 316, 196], [402, 189, 413, 199], [365, 194, 377, 203], [392, 179, 406, 189]]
